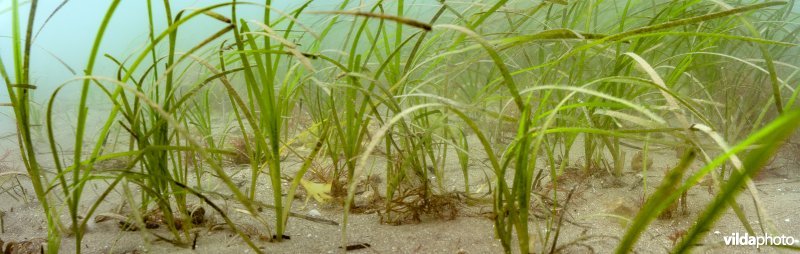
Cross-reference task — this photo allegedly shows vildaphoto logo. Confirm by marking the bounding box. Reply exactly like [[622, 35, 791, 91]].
[[723, 232, 798, 248]]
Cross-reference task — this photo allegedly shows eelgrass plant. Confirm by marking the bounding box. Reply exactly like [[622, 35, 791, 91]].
[[1, 0, 62, 253], [617, 110, 800, 253], [37, 1, 269, 252]]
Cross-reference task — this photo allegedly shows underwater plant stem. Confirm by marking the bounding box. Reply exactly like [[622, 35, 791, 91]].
[[6, 0, 62, 253], [70, 1, 121, 253]]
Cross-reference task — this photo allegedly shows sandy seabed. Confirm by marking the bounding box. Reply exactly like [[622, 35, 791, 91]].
[[1, 131, 799, 254]]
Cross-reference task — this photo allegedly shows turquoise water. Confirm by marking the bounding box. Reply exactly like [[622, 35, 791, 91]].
[[0, 1, 296, 134], [0, 1, 434, 135]]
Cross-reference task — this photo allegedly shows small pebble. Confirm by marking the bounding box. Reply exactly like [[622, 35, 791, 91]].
[[714, 231, 721, 234], [785, 218, 791, 222], [308, 209, 322, 217]]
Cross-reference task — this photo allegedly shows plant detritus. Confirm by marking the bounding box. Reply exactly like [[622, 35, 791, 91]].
[[95, 205, 207, 232], [228, 134, 252, 165], [378, 186, 460, 225], [339, 243, 371, 251], [2, 238, 45, 254]]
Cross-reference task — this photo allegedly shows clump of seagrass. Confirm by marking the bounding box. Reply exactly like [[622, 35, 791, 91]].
[[378, 185, 460, 225]]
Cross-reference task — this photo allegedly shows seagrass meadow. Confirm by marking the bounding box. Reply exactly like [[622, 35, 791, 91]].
[[1, 0, 800, 253]]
